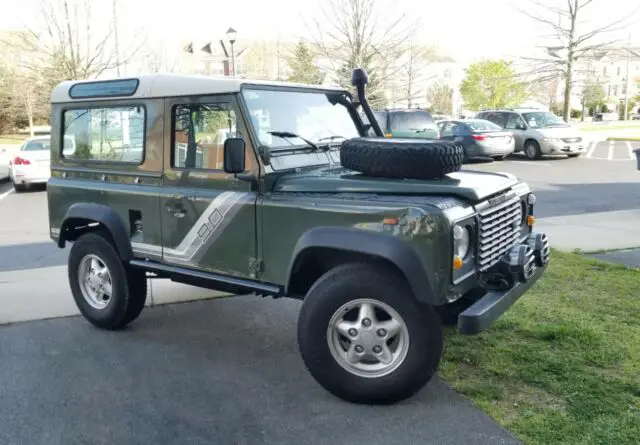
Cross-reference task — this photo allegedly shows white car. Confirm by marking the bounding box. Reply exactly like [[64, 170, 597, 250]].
[[9, 136, 52, 192], [0, 147, 10, 181]]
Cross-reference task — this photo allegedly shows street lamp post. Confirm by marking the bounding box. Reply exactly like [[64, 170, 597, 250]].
[[226, 27, 237, 76]]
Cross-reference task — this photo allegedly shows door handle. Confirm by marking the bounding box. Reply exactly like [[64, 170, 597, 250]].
[[165, 205, 186, 218]]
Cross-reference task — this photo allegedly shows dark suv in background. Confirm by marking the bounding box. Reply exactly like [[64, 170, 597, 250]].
[[364, 108, 440, 139]]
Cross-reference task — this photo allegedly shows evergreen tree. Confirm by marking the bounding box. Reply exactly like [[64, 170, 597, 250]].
[[286, 41, 324, 84]]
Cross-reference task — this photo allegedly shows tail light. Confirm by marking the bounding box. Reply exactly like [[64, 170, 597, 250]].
[[14, 156, 31, 165], [472, 134, 485, 141]]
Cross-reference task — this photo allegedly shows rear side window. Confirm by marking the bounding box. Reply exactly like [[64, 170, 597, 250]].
[[484, 112, 508, 128], [62, 106, 146, 163], [23, 140, 51, 151], [389, 111, 436, 131]]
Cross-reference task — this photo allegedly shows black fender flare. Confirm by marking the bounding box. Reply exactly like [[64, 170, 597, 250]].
[[286, 226, 436, 304], [59, 203, 133, 260]]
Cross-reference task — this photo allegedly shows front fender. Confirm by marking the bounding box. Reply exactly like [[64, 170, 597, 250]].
[[286, 226, 436, 304], [59, 203, 133, 260]]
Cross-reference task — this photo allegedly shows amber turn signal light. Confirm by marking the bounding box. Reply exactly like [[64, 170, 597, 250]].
[[453, 256, 463, 270], [527, 215, 535, 226]]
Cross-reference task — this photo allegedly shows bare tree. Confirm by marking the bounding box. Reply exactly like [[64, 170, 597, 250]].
[[516, 0, 639, 120], [1, 0, 144, 134], [140, 42, 179, 74], [426, 80, 453, 114], [397, 42, 445, 107], [309, 0, 419, 106]]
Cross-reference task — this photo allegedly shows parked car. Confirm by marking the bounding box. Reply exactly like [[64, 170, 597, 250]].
[[46, 69, 548, 405], [364, 108, 440, 139], [9, 136, 52, 192], [0, 147, 10, 181], [592, 112, 618, 122], [437, 119, 515, 161], [475, 108, 585, 159]]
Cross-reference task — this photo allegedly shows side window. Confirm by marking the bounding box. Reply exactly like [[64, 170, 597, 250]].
[[489, 113, 508, 128], [172, 103, 237, 170], [505, 113, 525, 129], [440, 123, 455, 136], [62, 106, 145, 163]]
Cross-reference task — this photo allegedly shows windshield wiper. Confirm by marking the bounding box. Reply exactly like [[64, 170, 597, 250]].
[[318, 135, 347, 142], [268, 131, 326, 152]]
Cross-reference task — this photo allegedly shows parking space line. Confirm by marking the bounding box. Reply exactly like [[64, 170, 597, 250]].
[[0, 188, 14, 201], [627, 142, 634, 160], [586, 141, 597, 158], [608, 141, 614, 160]]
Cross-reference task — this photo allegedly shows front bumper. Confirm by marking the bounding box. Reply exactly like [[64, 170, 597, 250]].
[[541, 140, 585, 155], [457, 232, 550, 335]]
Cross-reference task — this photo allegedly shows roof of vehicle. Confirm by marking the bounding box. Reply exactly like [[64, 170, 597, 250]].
[[50, 73, 348, 103], [378, 108, 433, 113], [477, 108, 547, 114]]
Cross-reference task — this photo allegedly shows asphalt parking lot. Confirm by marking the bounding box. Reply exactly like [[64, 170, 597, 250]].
[[1, 144, 639, 444]]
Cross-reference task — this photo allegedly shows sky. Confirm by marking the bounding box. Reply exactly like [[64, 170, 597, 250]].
[[0, 0, 638, 64]]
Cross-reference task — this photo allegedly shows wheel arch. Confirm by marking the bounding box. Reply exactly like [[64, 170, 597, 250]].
[[58, 203, 133, 260], [285, 227, 436, 304]]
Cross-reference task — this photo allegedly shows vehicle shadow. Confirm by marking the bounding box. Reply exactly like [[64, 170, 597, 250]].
[[0, 295, 520, 445]]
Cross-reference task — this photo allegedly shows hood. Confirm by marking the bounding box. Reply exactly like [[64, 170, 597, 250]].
[[273, 166, 519, 202], [534, 125, 581, 138]]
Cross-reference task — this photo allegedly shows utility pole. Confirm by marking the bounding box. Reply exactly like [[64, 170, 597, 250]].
[[623, 34, 631, 121]]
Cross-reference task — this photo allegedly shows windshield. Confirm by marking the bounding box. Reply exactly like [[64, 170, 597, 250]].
[[389, 111, 436, 131], [521, 111, 568, 128], [465, 120, 503, 132], [23, 139, 50, 151], [241, 88, 359, 150]]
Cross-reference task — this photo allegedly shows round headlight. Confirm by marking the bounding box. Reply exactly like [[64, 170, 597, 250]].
[[453, 224, 471, 259], [527, 193, 536, 205]]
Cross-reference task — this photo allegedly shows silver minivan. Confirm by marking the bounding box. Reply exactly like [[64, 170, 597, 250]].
[[475, 109, 585, 160]]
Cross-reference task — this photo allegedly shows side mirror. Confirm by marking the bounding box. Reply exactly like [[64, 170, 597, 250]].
[[223, 138, 246, 174], [516, 123, 526, 130]]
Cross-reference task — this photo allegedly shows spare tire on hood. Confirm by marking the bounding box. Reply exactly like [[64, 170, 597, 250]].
[[340, 137, 464, 180]]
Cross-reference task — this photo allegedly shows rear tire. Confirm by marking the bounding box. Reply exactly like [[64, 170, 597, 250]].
[[68, 231, 147, 330], [12, 181, 26, 192], [297, 262, 443, 404]]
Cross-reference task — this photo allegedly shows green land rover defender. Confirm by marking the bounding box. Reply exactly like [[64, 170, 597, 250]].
[[47, 68, 550, 405]]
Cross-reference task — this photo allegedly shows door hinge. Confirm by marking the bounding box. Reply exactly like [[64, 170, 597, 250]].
[[248, 258, 264, 278]]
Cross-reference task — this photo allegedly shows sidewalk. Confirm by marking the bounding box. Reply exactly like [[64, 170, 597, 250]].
[[536, 209, 640, 252], [0, 265, 229, 325]]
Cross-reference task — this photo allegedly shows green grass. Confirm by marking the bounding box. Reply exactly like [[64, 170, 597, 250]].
[[440, 249, 640, 445], [607, 136, 640, 142], [578, 122, 640, 132], [0, 134, 27, 145]]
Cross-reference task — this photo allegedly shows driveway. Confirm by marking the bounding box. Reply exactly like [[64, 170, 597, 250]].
[[0, 183, 521, 445]]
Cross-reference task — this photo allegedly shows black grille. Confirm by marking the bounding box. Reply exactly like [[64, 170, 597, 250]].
[[477, 196, 523, 271]]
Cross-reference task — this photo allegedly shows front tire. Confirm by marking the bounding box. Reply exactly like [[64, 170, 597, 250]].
[[525, 140, 542, 160], [297, 263, 443, 404], [68, 231, 147, 330]]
